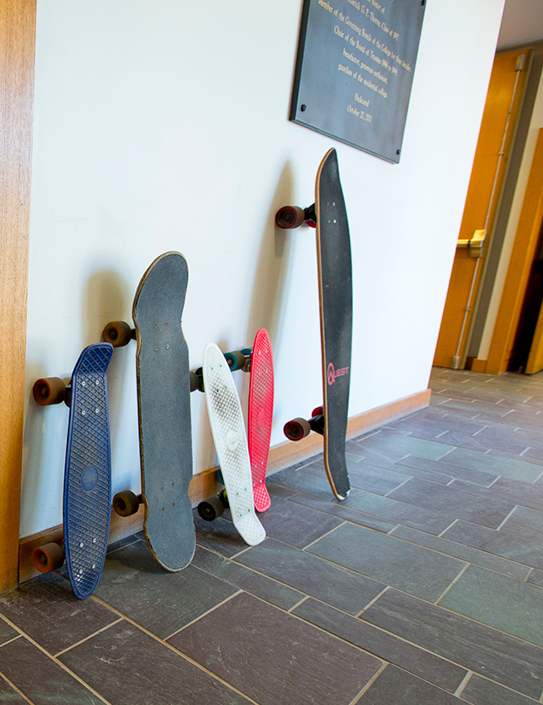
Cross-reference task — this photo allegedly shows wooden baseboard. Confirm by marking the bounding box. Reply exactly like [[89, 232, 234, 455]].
[[18, 388, 430, 584]]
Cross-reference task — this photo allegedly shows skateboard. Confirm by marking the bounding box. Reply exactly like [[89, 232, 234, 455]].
[[246, 329, 274, 512], [199, 343, 266, 546], [196, 329, 274, 513], [276, 148, 352, 500], [32, 343, 114, 599], [102, 252, 195, 571]]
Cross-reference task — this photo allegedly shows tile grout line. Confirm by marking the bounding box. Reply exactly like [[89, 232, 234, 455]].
[[0, 673, 34, 705], [287, 595, 309, 614], [384, 476, 411, 497], [0, 612, 113, 705], [54, 617, 124, 658], [453, 670, 473, 698], [438, 518, 458, 537], [495, 504, 519, 532], [302, 521, 347, 551], [434, 562, 471, 605], [165, 589, 244, 640], [0, 635, 22, 650], [356, 586, 389, 617], [525, 567, 535, 583], [91, 593, 261, 705], [349, 662, 388, 704]]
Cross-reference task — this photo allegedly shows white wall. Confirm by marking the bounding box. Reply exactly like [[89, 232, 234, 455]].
[[479, 66, 543, 359], [21, 0, 505, 538]]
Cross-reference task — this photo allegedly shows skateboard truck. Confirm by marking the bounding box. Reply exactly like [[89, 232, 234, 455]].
[[197, 488, 229, 522], [192, 347, 252, 394], [284, 407, 324, 441], [275, 203, 317, 229]]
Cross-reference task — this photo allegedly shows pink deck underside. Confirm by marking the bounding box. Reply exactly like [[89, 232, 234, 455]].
[[248, 329, 274, 512]]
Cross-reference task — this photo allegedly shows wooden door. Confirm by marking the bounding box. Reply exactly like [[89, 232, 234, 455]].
[[0, 0, 37, 591], [433, 50, 528, 369]]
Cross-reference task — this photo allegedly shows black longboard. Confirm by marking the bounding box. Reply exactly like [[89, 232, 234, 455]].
[[277, 148, 352, 500]]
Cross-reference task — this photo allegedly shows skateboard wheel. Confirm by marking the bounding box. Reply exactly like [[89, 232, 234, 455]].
[[198, 496, 225, 522], [189, 370, 200, 393], [284, 417, 311, 441], [275, 206, 305, 229], [113, 490, 141, 517], [33, 377, 67, 406], [312, 407, 323, 418], [102, 320, 133, 347], [218, 488, 229, 508], [33, 542, 64, 573], [216, 468, 225, 485], [224, 350, 245, 371]]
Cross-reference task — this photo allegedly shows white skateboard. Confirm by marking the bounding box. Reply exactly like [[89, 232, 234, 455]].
[[203, 343, 266, 546]]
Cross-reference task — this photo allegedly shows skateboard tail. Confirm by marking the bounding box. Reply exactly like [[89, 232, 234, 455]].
[[63, 343, 113, 599], [203, 343, 266, 546]]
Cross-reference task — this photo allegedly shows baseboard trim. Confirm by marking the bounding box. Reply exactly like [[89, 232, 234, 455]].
[[18, 388, 430, 584]]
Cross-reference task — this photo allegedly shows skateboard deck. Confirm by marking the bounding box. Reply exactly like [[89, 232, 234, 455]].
[[277, 148, 352, 500], [33, 343, 113, 599], [203, 343, 266, 545], [247, 329, 274, 512], [132, 252, 195, 571]]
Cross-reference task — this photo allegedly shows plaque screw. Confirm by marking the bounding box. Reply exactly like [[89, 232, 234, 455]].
[[396, 149, 401, 155], [301, 104, 307, 112]]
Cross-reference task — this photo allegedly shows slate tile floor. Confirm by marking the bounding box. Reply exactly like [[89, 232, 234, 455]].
[[2, 368, 543, 703]]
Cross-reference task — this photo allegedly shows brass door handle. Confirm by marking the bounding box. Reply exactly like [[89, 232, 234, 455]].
[[457, 229, 486, 258]]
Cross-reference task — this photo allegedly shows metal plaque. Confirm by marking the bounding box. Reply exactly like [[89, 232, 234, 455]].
[[290, 0, 426, 163]]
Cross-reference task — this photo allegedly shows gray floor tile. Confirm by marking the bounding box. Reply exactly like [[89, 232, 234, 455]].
[[341, 489, 454, 534], [288, 492, 398, 532], [191, 545, 304, 610], [0, 620, 17, 647], [362, 588, 543, 699], [0, 636, 103, 704], [94, 539, 237, 639], [0, 676, 27, 703], [391, 525, 530, 580], [499, 505, 543, 541], [168, 592, 381, 705], [439, 565, 543, 647], [442, 520, 543, 569], [257, 495, 343, 547], [359, 665, 461, 704], [60, 619, 249, 704], [396, 455, 498, 486], [356, 431, 455, 462], [441, 448, 543, 483], [0, 573, 118, 656], [528, 569, 543, 587], [307, 522, 466, 602], [388, 478, 515, 528], [293, 598, 467, 692], [461, 674, 541, 705], [193, 511, 249, 558], [267, 465, 347, 501], [235, 537, 385, 614]]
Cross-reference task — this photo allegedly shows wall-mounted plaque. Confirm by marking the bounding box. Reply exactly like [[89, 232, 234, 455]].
[[290, 0, 426, 163]]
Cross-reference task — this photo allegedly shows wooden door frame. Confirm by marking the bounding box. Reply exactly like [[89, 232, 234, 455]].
[[486, 129, 543, 374], [0, 0, 37, 591]]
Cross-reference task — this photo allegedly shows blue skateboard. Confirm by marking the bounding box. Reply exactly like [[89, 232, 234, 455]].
[[32, 343, 114, 599]]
